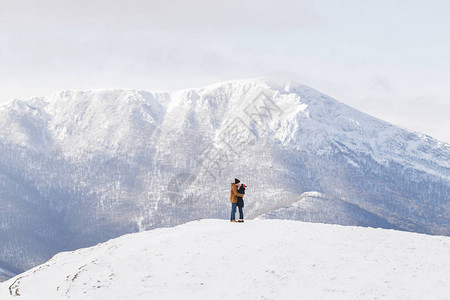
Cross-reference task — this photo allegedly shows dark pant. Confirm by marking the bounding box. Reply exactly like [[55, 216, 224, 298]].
[[230, 203, 237, 220], [237, 205, 244, 220], [237, 197, 244, 220]]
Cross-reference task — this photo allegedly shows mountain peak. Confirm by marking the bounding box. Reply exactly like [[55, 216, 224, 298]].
[[0, 79, 449, 283]]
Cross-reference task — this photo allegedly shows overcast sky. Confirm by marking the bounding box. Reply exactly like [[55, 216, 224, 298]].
[[1, 0, 449, 142]]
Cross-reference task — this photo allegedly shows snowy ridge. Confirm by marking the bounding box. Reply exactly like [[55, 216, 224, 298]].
[[258, 191, 398, 229], [0, 77, 449, 282], [0, 78, 448, 173], [1, 219, 450, 300], [0, 89, 168, 156], [0, 267, 16, 283]]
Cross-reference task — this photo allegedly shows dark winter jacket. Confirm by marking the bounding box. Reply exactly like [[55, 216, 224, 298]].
[[236, 185, 245, 207]]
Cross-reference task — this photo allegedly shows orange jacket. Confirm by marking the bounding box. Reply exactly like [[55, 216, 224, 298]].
[[230, 183, 244, 203]]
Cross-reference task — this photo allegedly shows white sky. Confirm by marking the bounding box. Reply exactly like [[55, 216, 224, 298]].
[[1, 0, 449, 142]]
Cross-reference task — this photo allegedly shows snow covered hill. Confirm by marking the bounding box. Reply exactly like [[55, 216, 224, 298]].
[[0, 78, 449, 281], [1, 219, 450, 300]]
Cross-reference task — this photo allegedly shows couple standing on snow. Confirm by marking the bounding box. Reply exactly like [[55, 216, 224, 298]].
[[230, 178, 246, 223]]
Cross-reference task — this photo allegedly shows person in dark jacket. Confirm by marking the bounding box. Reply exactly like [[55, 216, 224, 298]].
[[236, 183, 246, 222], [230, 178, 244, 222]]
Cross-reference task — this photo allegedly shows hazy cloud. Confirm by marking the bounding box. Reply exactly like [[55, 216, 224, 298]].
[[0, 0, 449, 142], [0, 0, 321, 31]]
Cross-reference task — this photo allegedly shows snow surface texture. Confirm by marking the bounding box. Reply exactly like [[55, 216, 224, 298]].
[[0, 78, 449, 280], [1, 219, 450, 300]]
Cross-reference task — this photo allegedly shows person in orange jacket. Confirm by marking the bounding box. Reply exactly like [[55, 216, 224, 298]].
[[230, 178, 244, 222]]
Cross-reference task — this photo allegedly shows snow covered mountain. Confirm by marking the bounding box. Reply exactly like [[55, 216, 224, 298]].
[[1, 219, 450, 300], [0, 78, 449, 281], [259, 191, 399, 229]]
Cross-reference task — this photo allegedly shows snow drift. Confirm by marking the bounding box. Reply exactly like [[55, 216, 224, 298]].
[[1, 219, 450, 300]]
